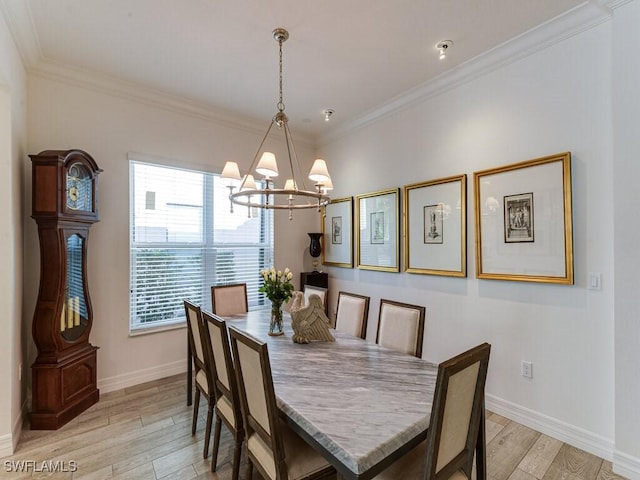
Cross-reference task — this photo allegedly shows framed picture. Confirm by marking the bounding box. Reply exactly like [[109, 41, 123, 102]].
[[473, 152, 573, 284], [370, 212, 385, 244], [504, 192, 534, 243], [356, 188, 400, 272], [423, 205, 444, 244], [404, 174, 466, 276], [332, 216, 343, 244], [322, 197, 353, 268]]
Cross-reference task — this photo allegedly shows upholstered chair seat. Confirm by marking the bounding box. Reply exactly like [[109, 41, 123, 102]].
[[246, 422, 331, 480]]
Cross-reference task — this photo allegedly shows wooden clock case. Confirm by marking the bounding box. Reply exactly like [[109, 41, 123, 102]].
[[30, 149, 102, 430]]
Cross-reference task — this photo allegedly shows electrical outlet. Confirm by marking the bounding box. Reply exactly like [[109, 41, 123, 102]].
[[521, 361, 532, 378]]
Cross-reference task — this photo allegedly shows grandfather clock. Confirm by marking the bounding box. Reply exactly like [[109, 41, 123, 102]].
[[30, 149, 102, 430]]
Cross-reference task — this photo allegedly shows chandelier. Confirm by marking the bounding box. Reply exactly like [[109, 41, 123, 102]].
[[221, 28, 332, 220]]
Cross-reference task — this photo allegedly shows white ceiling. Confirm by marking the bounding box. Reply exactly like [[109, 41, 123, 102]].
[[2, 0, 592, 138]]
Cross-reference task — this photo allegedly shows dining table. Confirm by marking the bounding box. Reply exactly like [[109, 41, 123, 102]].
[[187, 308, 487, 480]]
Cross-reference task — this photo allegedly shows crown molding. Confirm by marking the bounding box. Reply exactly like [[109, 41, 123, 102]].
[[319, 1, 613, 146], [31, 59, 257, 133], [30, 59, 317, 148], [0, 0, 316, 148], [0, 0, 40, 68], [601, 0, 635, 9], [2, 0, 625, 150]]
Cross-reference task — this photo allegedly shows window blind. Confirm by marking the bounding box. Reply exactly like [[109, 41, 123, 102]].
[[129, 160, 274, 332]]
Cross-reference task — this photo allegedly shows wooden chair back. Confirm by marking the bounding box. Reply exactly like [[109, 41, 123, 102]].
[[184, 300, 211, 392], [184, 300, 218, 459], [376, 299, 426, 357], [335, 291, 370, 339], [424, 343, 491, 480], [201, 311, 244, 477], [201, 311, 243, 433], [211, 283, 248, 317], [229, 326, 288, 479]]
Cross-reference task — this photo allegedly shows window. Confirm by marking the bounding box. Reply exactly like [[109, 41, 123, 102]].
[[129, 159, 274, 332]]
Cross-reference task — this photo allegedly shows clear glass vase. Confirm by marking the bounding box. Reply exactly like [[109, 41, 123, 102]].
[[269, 299, 284, 336]]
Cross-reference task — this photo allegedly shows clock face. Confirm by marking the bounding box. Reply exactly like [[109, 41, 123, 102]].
[[66, 163, 93, 211]]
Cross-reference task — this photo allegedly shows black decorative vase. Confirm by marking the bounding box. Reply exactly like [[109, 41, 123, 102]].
[[308, 233, 322, 270], [308, 233, 322, 257]]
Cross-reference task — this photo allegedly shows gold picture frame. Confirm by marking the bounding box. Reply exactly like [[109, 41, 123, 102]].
[[403, 174, 466, 276], [473, 152, 573, 284], [322, 197, 354, 268], [356, 188, 400, 272]]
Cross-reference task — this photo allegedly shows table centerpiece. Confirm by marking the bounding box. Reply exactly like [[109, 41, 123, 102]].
[[259, 267, 294, 336]]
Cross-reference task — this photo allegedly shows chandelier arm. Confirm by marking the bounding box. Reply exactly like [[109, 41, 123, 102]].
[[282, 121, 300, 190], [283, 122, 310, 192], [240, 119, 277, 190]]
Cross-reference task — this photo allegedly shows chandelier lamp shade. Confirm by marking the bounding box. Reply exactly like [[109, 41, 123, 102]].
[[221, 28, 332, 219]]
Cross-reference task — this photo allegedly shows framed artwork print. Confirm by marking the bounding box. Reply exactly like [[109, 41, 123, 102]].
[[504, 192, 534, 243], [356, 188, 400, 272], [322, 197, 353, 268], [474, 152, 573, 284], [403, 174, 466, 276]]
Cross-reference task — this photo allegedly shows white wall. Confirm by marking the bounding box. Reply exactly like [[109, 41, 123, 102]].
[[24, 75, 317, 393], [14, 3, 640, 477], [0, 13, 27, 457], [320, 20, 618, 462], [613, 1, 640, 478]]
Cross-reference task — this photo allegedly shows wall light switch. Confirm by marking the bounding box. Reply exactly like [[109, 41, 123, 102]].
[[588, 272, 601, 290]]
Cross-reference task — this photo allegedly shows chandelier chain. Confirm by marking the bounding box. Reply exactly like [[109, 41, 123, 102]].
[[278, 37, 285, 112]]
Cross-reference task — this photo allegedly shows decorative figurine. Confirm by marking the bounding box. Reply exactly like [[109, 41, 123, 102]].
[[289, 291, 335, 344]]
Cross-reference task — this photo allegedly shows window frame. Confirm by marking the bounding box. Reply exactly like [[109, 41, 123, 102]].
[[129, 156, 273, 334]]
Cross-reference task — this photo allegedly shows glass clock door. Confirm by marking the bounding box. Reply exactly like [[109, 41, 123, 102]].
[[61, 234, 88, 341]]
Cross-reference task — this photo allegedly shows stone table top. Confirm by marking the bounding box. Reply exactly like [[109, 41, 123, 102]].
[[226, 309, 438, 479]]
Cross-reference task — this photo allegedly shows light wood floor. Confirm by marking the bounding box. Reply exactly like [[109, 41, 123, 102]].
[[4, 374, 626, 480]]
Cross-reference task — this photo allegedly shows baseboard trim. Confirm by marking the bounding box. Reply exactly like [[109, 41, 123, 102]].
[[486, 394, 614, 462], [613, 450, 640, 480], [0, 401, 25, 458], [0, 433, 12, 458], [97, 360, 185, 394]]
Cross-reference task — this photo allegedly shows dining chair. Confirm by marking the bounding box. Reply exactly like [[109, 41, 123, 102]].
[[183, 300, 216, 459], [200, 311, 244, 479], [373, 342, 491, 480], [376, 299, 426, 357], [303, 284, 328, 314], [187, 284, 248, 408], [228, 325, 336, 480], [335, 291, 370, 339], [211, 283, 248, 317]]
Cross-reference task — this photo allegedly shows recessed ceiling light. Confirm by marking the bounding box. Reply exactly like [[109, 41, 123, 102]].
[[322, 109, 335, 122], [436, 40, 453, 60]]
